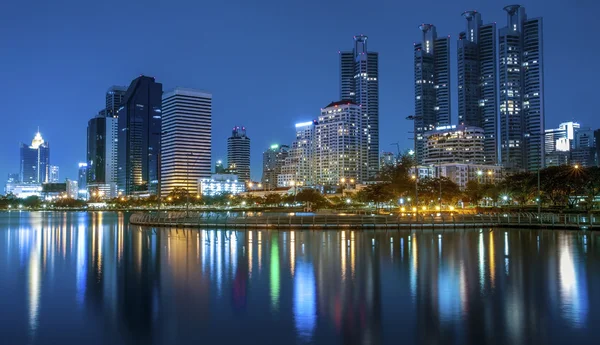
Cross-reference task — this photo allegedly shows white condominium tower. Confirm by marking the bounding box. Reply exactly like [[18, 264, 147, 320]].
[[313, 101, 364, 186]]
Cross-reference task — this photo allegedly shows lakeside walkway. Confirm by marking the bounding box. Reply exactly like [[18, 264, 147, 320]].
[[129, 212, 599, 230]]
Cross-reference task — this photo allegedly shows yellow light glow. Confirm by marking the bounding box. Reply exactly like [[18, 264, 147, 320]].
[[449, 206, 455, 211], [401, 207, 406, 212], [412, 207, 417, 212], [435, 206, 441, 211], [422, 206, 427, 211], [340, 177, 346, 183]]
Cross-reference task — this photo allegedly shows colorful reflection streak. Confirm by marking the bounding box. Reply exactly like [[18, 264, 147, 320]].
[[0, 213, 598, 345]]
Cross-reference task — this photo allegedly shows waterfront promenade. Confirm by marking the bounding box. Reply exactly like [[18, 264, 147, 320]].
[[130, 212, 599, 230]]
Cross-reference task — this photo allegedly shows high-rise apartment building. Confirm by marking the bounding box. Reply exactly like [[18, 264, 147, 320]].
[[380, 152, 397, 169], [280, 121, 317, 187], [423, 125, 485, 165], [105, 86, 127, 116], [457, 11, 498, 164], [20, 131, 50, 184], [414, 24, 451, 164], [313, 101, 364, 186], [340, 35, 379, 178], [499, 5, 545, 172], [261, 144, 289, 190], [160, 88, 212, 196], [49, 165, 59, 183], [117, 76, 163, 196], [227, 126, 251, 182]]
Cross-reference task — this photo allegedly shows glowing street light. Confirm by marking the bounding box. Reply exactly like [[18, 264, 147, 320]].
[[340, 177, 346, 183]]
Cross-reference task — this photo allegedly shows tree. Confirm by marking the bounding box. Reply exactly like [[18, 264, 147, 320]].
[[417, 177, 461, 206], [464, 180, 484, 206], [264, 193, 282, 206], [364, 183, 395, 210]]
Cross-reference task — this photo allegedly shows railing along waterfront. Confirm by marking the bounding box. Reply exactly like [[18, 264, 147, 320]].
[[129, 212, 600, 230]]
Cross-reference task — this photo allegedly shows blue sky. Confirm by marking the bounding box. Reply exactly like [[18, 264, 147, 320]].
[[1, 0, 598, 181]]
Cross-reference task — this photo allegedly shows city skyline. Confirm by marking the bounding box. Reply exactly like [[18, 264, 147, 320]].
[[1, 1, 598, 181]]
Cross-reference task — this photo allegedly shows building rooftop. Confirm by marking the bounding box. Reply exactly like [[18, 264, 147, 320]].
[[323, 100, 358, 109]]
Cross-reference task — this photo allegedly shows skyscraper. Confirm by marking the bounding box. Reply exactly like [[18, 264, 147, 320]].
[[499, 5, 545, 172], [413, 24, 451, 164], [457, 11, 498, 164], [105, 86, 127, 116], [20, 131, 50, 184], [78, 163, 88, 198], [160, 88, 212, 196], [262, 144, 289, 190], [87, 85, 125, 197], [313, 101, 364, 186], [280, 121, 316, 187], [227, 126, 251, 182], [49, 165, 59, 183], [340, 35, 379, 178], [117, 75, 163, 196]]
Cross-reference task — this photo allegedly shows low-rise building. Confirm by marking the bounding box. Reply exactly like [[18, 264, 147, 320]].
[[423, 125, 485, 165], [198, 174, 246, 196]]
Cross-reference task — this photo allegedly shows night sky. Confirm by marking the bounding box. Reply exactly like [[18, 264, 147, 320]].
[[1, 0, 598, 182]]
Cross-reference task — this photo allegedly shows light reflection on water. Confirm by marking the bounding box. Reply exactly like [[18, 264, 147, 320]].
[[0, 212, 598, 345]]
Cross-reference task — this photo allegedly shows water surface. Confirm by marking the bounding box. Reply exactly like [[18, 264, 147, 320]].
[[0, 211, 598, 344]]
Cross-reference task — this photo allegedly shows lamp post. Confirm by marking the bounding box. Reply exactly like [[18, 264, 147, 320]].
[[406, 114, 422, 221]]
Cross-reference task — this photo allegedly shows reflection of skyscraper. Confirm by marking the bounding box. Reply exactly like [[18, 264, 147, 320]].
[[117, 76, 163, 195], [294, 260, 316, 341], [20, 131, 50, 184]]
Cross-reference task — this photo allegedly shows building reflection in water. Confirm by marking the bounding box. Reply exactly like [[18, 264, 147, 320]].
[[0, 213, 598, 345]]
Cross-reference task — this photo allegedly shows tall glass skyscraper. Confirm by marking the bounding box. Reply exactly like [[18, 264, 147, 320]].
[[499, 5, 545, 172], [340, 35, 379, 178], [160, 88, 212, 196], [87, 85, 125, 195], [457, 11, 498, 165], [227, 126, 251, 182], [20, 131, 50, 184], [413, 24, 451, 164], [117, 76, 163, 195]]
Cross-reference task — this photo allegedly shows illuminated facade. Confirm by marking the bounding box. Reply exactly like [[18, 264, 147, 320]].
[[414, 24, 451, 164], [198, 174, 246, 196], [437, 163, 503, 190], [280, 121, 316, 187], [340, 35, 379, 178], [227, 126, 251, 182], [20, 131, 50, 184], [423, 125, 485, 165], [457, 11, 498, 164], [49, 165, 59, 183], [160, 88, 212, 196], [499, 5, 545, 172], [117, 76, 163, 196], [313, 101, 364, 186]]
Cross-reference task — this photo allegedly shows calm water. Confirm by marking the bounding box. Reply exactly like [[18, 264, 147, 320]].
[[0, 212, 598, 345]]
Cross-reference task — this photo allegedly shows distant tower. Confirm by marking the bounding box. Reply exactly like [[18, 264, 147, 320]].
[[49, 165, 60, 183], [227, 126, 251, 182], [160, 88, 212, 196], [20, 131, 50, 184], [340, 35, 379, 178], [262, 144, 289, 190], [413, 24, 451, 164], [499, 5, 545, 171], [457, 11, 498, 164], [117, 76, 163, 195]]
